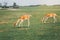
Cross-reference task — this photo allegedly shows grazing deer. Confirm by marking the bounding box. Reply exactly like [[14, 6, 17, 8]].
[[14, 14, 32, 27], [41, 13, 57, 23]]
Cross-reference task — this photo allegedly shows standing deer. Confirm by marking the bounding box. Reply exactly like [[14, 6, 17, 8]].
[[41, 13, 57, 23], [14, 14, 32, 27]]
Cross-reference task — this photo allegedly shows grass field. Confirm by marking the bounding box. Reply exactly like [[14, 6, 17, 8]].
[[0, 6, 60, 40]]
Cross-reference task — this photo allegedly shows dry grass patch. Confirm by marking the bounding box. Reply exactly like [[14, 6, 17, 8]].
[[0, 30, 4, 32], [0, 21, 8, 24]]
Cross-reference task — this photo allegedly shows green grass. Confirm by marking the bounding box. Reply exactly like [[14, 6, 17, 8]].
[[0, 6, 60, 40]]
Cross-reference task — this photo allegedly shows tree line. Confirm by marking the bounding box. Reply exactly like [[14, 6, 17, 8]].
[[0, 2, 19, 8]]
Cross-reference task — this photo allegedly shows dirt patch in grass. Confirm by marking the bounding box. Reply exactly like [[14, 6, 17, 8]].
[[0, 21, 8, 24], [0, 30, 4, 32]]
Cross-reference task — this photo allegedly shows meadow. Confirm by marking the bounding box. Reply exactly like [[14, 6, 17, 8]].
[[0, 6, 60, 40]]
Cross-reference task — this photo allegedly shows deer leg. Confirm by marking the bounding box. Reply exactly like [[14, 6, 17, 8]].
[[15, 19, 20, 26], [19, 20, 23, 27], [42, 17, 45, 23], [44, 17, 49, 23], [53, 16, 56, 23], [27, 19, 30, 27]]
